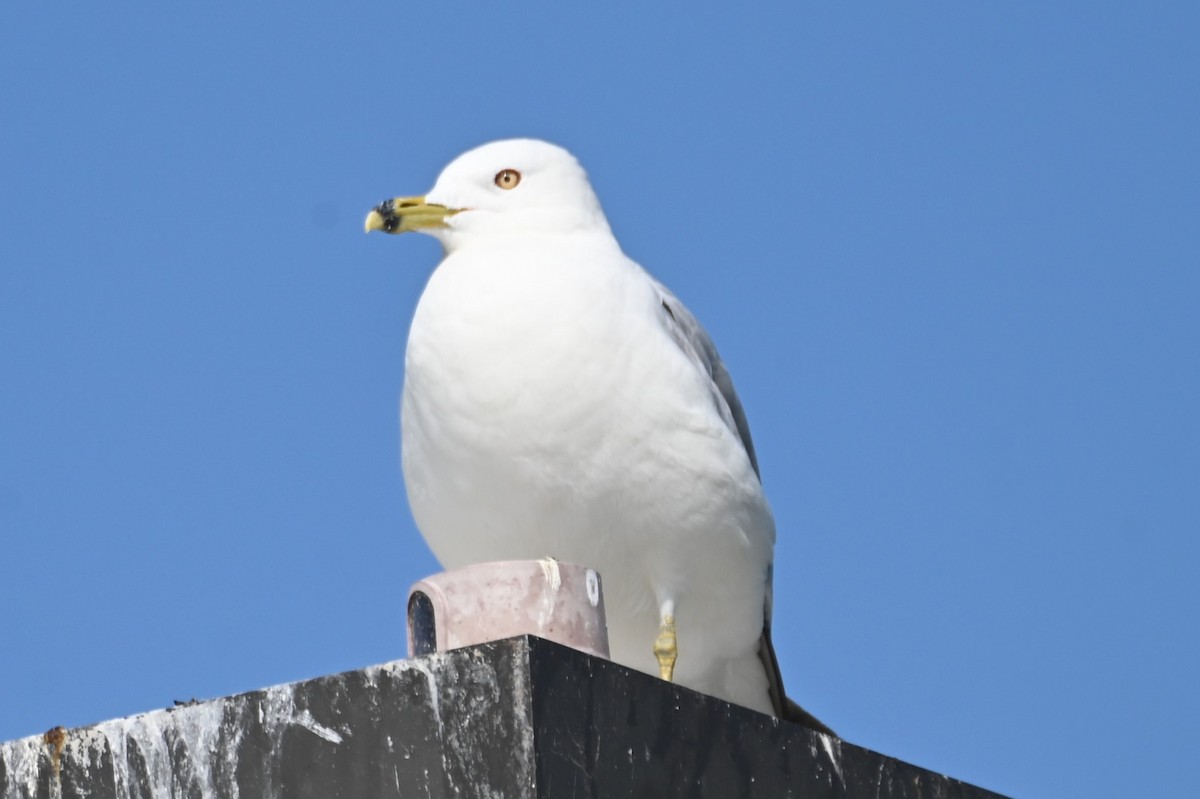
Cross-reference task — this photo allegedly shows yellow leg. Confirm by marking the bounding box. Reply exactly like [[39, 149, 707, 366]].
[[653, 614, 677, 681]]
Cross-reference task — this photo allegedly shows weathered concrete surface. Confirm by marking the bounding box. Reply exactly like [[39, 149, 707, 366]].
[[0, 641, 534, 798], [1, 636, 1009, 798]]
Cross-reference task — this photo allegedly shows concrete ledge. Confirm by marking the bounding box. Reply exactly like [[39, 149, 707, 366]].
[[0, 636, 1008, 798]]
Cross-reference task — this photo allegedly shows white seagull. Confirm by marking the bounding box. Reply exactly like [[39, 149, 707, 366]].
[[366, 139, 829, 732]]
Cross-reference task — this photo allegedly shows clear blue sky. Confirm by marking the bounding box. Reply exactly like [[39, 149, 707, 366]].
[[2, 4, 1197, 796]]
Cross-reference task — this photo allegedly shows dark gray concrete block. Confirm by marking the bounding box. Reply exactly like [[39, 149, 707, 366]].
[[0, 636, 1009, 798]]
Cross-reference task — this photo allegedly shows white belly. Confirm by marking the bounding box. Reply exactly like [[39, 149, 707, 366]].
[[400, 240, 776, 712]]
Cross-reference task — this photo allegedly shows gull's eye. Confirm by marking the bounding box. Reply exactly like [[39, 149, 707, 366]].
[[494, 169, 521, 190]]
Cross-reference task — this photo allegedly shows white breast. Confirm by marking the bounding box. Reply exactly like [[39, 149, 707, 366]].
[[400, 233, 776, 712]]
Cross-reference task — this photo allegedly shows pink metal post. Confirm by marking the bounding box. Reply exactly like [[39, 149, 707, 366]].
[[407, 560, 610, 660]]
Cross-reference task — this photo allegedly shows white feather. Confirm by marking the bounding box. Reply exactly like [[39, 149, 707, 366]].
[[397, 139, 778, 714]]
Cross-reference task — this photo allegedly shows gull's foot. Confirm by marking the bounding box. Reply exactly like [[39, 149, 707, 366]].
[[654, 615, 677, 681]]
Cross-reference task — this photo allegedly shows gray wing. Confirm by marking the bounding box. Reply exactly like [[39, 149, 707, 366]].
[[654, 281, 833, 734], [652, 280, 760, 478]]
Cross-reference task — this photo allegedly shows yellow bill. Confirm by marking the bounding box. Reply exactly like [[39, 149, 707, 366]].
[[364, 196, 458, 234]]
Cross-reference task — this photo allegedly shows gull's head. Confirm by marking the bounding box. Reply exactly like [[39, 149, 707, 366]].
[[365, 139, 610, 251]]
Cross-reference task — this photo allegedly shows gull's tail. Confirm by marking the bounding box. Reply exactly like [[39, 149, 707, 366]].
[[759, 626, 836, 736]]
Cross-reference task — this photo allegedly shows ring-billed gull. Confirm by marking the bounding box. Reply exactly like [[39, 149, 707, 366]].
[[366, 139, 830, 732]]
